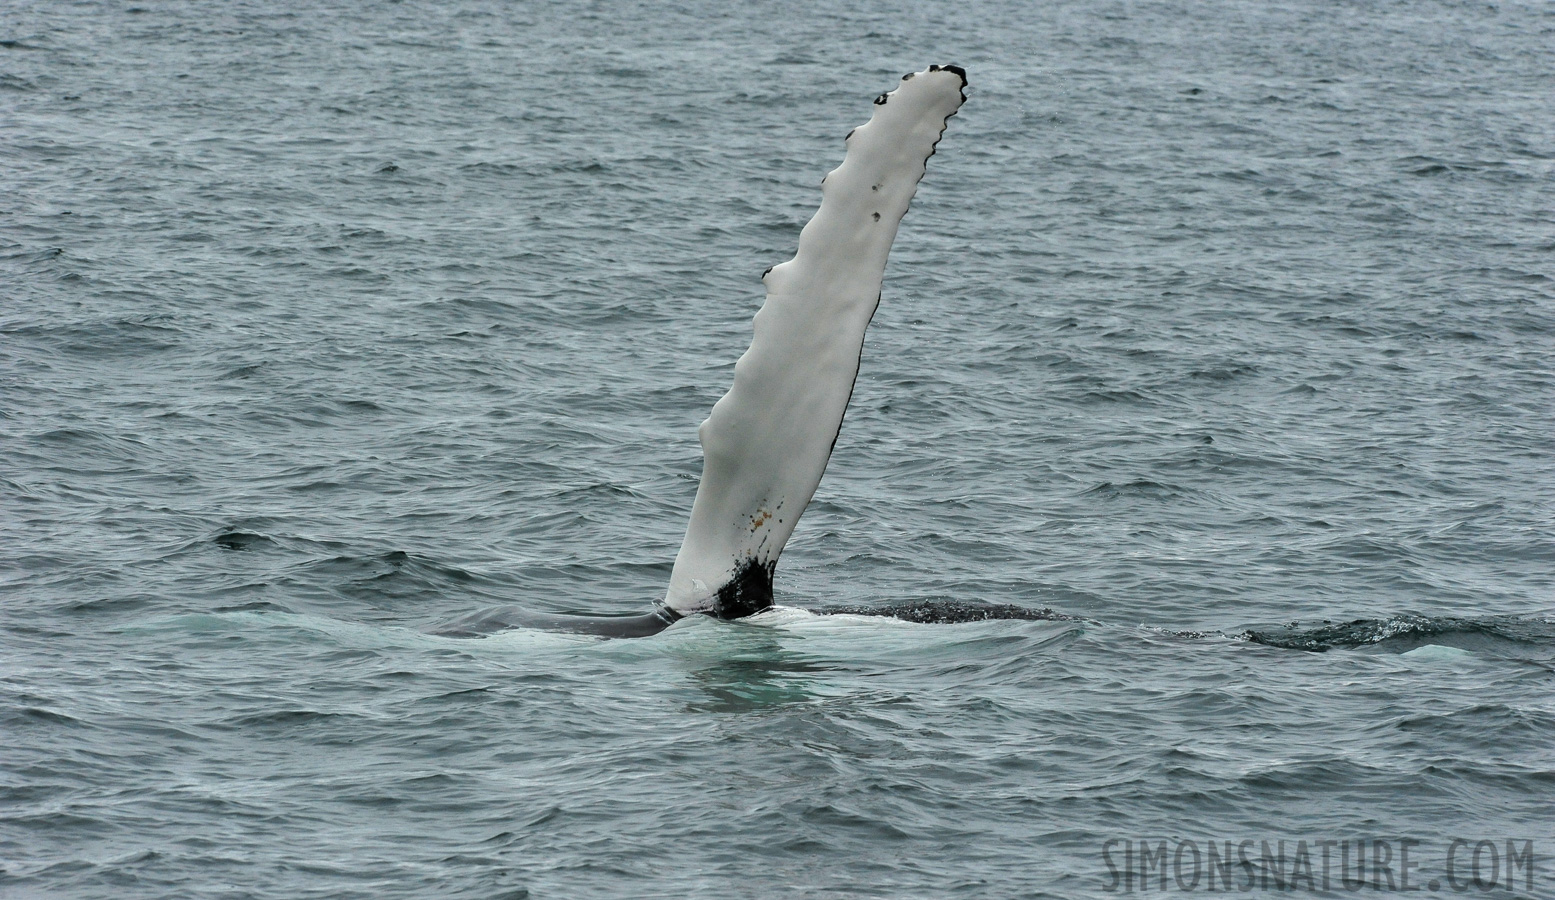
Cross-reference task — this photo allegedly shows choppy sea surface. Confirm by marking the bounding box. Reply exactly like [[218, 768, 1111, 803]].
[[4, 1, 1553, 897]]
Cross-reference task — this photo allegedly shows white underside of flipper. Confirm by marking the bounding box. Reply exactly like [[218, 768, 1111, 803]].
[[664, 65, 967, 617]]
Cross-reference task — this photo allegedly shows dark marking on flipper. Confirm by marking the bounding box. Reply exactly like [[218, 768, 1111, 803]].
[[928, 64, 968, 87], [710, 557, 776, 619]]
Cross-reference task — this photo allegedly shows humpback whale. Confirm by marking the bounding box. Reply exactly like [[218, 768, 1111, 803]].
[[436, 65, 967, 638]]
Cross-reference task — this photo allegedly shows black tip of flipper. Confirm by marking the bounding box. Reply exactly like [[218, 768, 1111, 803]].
[[928, 64, 968, 86]]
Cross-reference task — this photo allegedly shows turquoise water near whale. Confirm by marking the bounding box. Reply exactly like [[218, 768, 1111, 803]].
[[3, 0, 1553, 897]]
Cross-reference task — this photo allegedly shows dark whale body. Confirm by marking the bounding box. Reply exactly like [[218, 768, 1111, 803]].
[[429, 600, 1078, 639], [429, 556, 777, 638], [432, 605, 683, 639]]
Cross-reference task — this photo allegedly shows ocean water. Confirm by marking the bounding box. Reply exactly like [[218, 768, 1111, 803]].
[[3, 0, 1553, 897]]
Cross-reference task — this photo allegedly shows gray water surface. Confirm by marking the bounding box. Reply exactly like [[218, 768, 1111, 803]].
[[4, 1, 1553, 897]]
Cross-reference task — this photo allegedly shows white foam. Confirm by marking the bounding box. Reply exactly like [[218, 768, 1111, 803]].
[[1399, 643, 1473, 660]]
